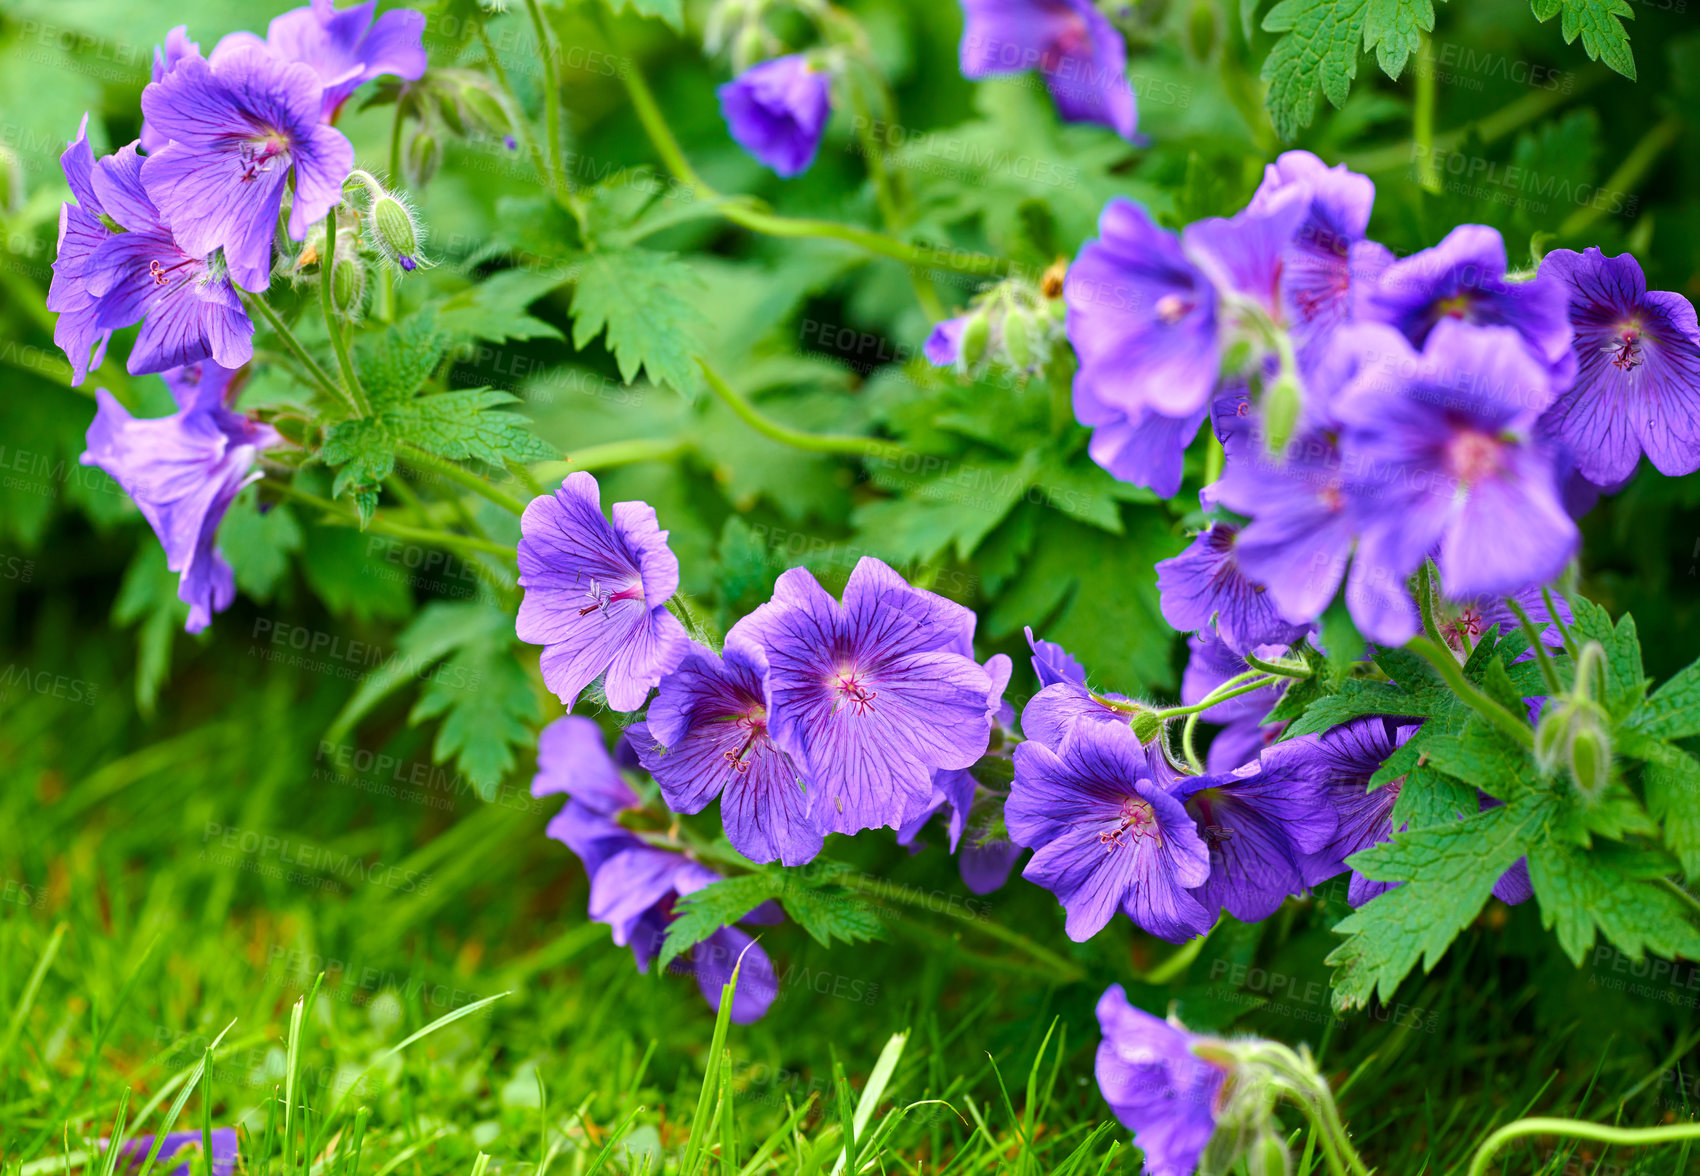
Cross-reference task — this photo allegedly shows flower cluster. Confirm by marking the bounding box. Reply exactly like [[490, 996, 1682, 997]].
[[1059, 150, 1700, 644], [59, 3, 427, 631]]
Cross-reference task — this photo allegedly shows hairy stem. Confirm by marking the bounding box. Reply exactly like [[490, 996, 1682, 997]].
[[317, 210, 372, 418], [1152, 673, 1274, 722], [523, 0, 567, 197], [1407, 636, 1535, 749], [267, 479, 516, 561]]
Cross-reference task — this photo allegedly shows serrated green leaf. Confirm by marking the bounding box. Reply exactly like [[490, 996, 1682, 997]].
[[326, 602, 513, 743], [1282, 679, 1449, 738], [1632, 658, 1700, 741], [220, 497, 302, 602], [409, 637, 539, 798], [1260, 0, 1369, 139], [355, 310, 449, 407], [1569, 596, 1648, 717], [1327, 797, 1544, 1009], [437, 269, 566, 343], [1421, 716, 1541, 801], [1364, 0, 1442, 76], [1528, 842, 1700, 966], [660, 875, 785, 971], [1642, 743, 1700, 881], [319, 418, 397, 522], [392, 389, 556, 466], [571, 249, 706, 396], [1530, 0, 1636, 80], [779, 876, 883, 950]]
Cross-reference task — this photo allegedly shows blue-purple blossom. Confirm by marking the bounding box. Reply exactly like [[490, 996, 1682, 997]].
[[728, 558, 997, 836], [631, 634, 823, 867], [1007, 718, 1211, 942], [1286, 717, 1417, 905], [1173, 752, 1336, 923], [1095, 985, 1226, 1176], [1075, 397, 1206, 499], [115, 1129, 239, 1176], [516, 472, 691, 713], [924, 316, 967, 366], [1180, 182, 1309, 328], [1360, 223, 1575, 386], [51, 128, 255, 382], [1156, 522, 1310, 654], [140, 27, 202, 152], [1534, 246, 1700, 485], [718, 54, 832, 178], [1026, 625, 1085, 688], [958, 0, 1138, 140], [140, 45, 356, 291], [533, 714, 642, 816], [81, 365, 278, 633], [217, 0, 429, 121], [1336, 320, 1577, 641]]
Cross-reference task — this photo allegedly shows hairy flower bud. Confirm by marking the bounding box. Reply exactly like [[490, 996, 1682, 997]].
[[368, 194, 427, 273], [1003, 310, 1033, 370], [330, 253, 367, 319], [405, 131, 441, 187], [960, 311, 991, 368], [1246, 1130, 1291, 1176], [460, 85, 510, 139], [1262, 369, 1302, 456]]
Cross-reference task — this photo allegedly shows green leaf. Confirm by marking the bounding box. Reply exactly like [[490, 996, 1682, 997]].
[[326, 602, 511, 743], [298, 524, 414, 623], [1632, 657, 1700, 741], [570, 249, 706, 396], [112, 544, 187, 718], [1421, 716, 1541, 801], [1363, 0, 1442, 76], [779, 869, 883, 950], [1527, 842, 1700, 966], [599, 0, 683, 28], [220, 497, 302, 602], [1642, 743, 1700, 881], [1327, 798, 1543, 1009], [319, 418, 397, 525], [1282, 679, 1450, 738], [355, 310, 449, 407], [437, 270, 566, 343], [1260, 0, 1369, 139], [392, 389, 557, 466], [854, 452, 1041, 565], [659, 875, 784, 971], [409, 636, 539, 799], [1569, 596, 1648, 717], [1530, 0, 1637, 80]]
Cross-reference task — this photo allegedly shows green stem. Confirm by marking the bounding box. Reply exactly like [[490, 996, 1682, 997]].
[[1656, 877, 1700, 923], [1181, 711, 1204, 774], [1413, 37, 1441, 194], [1466, 1118, 1700, 1176], [530, 438, 690, 485], [318, 210, 371, 418], [1243, 652, 1312, 680], [1416, 561, 1449, 649], [700, 359, 900, 459], [612, 48, 1012, 280], [523, 0, 567, 197], [1152, 673, 1275, 721], [396, 443, 529, 516], [1504, 596, 1564, 697], [1407, 636, 1535, 749], [476, 15, 554, 201], [1542, 587, 1580, 659], [266, 480, 515, 561], [243, 293, 349, 410], [1559, 112, 1682, 239]]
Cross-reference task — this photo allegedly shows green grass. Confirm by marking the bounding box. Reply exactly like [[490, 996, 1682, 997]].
[[2, 644, 1698, 1176]]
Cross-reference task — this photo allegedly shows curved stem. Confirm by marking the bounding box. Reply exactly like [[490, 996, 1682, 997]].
[[1181, 711, 1203, 774], [1412, 37, 1440, 193], [1407, 636, 1535, 749], [266, 479, 515, 561], [1243, 652, 1312, 680], [243, 293, 348, 411], [523, 0, 566, 197], [1656, 877, 1700, 922], [1559, 113, 1681, 239], [1466, 1118, 1700, 1176], [699, 359, 900, 459], [476, 15, 552, 201], [318, 210, 371, 418], [396, 443, 529, 517], [1152, 673, 1275, 722], [1504, 596, 1564, 697], [532, 437, 690, 481]]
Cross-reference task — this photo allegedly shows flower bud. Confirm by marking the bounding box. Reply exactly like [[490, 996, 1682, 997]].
[[330, 254, 367, 319], [1262, 369, 1301, 456], [1246, 1130, 1291, 1176], [1534, 696, 1613, 801], [369, 194, 426, 273], [733, 25, 768, 72], [460, 85, 511, 139], [960, 311, 992, 368], [1129, 707, 1162, 744], [405, 131, 441, 187], [1188, 0, 1218, 60], [1003, 310, 1033, 370]]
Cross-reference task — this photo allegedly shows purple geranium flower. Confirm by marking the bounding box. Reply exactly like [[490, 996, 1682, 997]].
[[631, 634, 823, 867], [1066, 198, 1219, 421], [533, 714, 642, 816], [718, 54, 832, 178], [1173, 752, 1336, 923], [1181, 183, 1309, 327], [140, 45, 355, 292], [1008, 718, 1211, 942], [516, 472, 691, 712], [114, 1129, 239, 1176], [216, 0, 429, 121], [1360, 223, 1575, 386], [81, 368, 278, 633], [1075, 395, 1206, 498], [1534, 246, 1700, 485], [958, 0, 1138, 140], [1285, 717, 1417, 905], [1156, 522, 1310, 653], [924, 316, 967, 366], [1095, 985, 1227, 1176], [140, 27, 202, 152], [728, 558, 996, 836], [1245, 150, 1392, 371], [1026, 624, 1085, 688], [1337, 320, 1577, 640]]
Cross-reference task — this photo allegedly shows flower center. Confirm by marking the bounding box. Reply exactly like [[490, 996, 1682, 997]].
[[1100, 795, 1160, 851], [148, 257, 197, 287], [577, 578, 644, 617], [1155, 293, 1194, 324], [1041, 13, 1092, 71], [1445, 605, 1485, 651], [1435, 293, 1474, 320], [722, 706, 768, 775], [239, 133, 291, 182], [832, 667, 878, 716], [1603, 321, 1644, 372], [1445, 429, 1504, 484]]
